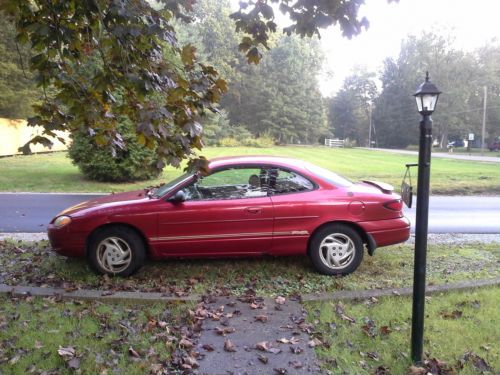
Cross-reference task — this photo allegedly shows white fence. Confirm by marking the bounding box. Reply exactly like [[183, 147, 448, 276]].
[[324, 138, 345, 148]]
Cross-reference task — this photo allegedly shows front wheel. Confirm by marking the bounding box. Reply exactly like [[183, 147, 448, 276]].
[[309, 224, 364, 275], [88, 226, 146, 276]]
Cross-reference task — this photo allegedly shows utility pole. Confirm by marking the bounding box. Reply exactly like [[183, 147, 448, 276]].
[[368, 103, 373, 148], [481, 86, 487, 156]]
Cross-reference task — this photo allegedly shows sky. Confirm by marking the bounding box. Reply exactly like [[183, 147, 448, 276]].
[[316, 0, 500, 96]]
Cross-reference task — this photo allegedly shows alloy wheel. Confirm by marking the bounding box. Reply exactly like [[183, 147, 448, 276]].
[[318, 233, 355, 270], [96, 236, 132, 273]]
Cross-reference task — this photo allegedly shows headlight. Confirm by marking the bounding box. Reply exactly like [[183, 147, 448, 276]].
[[53, 215, 72, 228]]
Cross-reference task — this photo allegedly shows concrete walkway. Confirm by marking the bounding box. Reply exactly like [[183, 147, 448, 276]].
[[197, 296, 321, 374], [361, 147, 500, 163]]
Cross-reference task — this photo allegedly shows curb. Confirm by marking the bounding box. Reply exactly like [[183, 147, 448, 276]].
[[1, 277, 499, 304], [0, 284, 198, 304], [301, 276, 500, 302]]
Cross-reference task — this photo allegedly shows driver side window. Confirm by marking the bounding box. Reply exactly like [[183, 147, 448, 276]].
[[181, 167, 268, 201]]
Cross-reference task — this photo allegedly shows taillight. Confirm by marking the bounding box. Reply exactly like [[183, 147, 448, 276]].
[[384, 199, 403, 211]]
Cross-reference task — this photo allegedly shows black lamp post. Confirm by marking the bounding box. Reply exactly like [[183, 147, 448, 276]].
[[411, 72, 441, 364]]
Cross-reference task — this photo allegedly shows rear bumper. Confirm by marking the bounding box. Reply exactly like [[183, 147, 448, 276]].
[[47, 224, 87, 257], [359, 216, 411, 247]]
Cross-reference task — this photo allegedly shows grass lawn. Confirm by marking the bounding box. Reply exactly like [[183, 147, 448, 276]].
[[1, 239, 498, 297], [308, 287, 500, 374], [0, 295, 194, 374], [1, 146, 499, 194]]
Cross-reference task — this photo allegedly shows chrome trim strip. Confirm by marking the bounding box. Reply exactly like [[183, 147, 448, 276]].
[[150, 230, 309, 242], [160, 218, 272, 225], [275, 216, 319, 220]]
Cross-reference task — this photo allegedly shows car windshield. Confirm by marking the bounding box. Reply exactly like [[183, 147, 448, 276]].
[[305, 164, 353, 188], [153, 172, 193, 197]]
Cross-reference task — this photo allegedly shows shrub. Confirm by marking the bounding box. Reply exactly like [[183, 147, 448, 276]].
[[218, 137, 241, 147], [242, 134, 275, 148], [68, 120, 161, 182]]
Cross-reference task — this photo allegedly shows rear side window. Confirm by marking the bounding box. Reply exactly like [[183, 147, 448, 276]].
[[305, 164, 353, 188], [268, 168, 314, 195], [181, 167, 268, 201]]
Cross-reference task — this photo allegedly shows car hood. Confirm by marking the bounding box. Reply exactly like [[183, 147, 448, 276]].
[[58, 190, 150, 217]]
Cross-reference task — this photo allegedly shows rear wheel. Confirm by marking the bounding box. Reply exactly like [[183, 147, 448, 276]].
[[309, 224, 364, 275], [88, 226, 145, 276]]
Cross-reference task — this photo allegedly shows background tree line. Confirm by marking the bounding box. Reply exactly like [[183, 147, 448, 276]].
[[329, 33, 500, 148]]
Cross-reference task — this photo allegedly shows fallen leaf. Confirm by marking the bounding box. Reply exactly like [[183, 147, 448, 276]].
[[258, 355, 268, 364], [374, 365, 390, 375], [423, 358, 454, 374], [157, 321, 169, 330], [183, 355, 199, 368], [255, 315, 268, 323], [215, 326, 236, 336], [290, 346, 303, 354], [128, 346, 140, 358], [289, 360, 303, 369], [57, 346, 76, 359], [268, 347, 282, 354], [179, 338, 194, 349], [308, 338, 322, 348], [461, 352, 493, 372], [275, 296, 286, 305], [340, 313, 356, 323], [367, 351, 380, 361], [440, 310, 463, 319], [256, 341, 271, 351], [8, 355, 20, 365], [380, 326, 392, 336], [407, 365, 427, 375], [224, 339, 237, 352], [277, 337, 295, 344], [202, 344, 214, 351]]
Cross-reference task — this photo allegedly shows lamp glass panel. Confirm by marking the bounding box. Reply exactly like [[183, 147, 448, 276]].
[[422, 94, 437, 112], [415, 96, 423, 112]]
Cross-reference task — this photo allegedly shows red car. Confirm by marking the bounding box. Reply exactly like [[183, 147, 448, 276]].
[[48, 156, 410, 276]]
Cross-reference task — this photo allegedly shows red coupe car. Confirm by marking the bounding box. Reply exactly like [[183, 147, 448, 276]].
[[48, 156, 410, 276]]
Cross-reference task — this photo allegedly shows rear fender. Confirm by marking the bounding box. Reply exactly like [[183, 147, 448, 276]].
[[307, 221, 375, 256]]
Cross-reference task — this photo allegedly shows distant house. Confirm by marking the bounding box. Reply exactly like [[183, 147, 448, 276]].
[[0, 118, 70, 156]]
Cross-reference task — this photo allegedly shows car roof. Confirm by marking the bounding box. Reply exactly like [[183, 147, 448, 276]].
[[208, 155, 311, 172]]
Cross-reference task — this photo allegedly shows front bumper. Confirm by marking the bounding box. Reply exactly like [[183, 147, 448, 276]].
[[359, 216, 411, 248], [47, 224, 87, 257]]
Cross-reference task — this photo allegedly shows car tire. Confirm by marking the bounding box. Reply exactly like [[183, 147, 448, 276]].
[[309, 224, 364, 275], [88, 226, 146, 276]]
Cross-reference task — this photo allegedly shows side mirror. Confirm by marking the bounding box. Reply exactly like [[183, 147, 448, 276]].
[[167, 190, 186, 203]]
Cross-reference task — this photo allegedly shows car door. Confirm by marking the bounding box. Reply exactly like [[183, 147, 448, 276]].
[[155, 167, 274, 256], [267, 167, 320, 255]]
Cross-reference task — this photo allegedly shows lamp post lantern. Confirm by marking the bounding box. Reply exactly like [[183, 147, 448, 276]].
[[411, 72, 441, 364]]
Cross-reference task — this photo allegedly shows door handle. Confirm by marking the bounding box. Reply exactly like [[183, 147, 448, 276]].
[[246, 207, 262, 214]]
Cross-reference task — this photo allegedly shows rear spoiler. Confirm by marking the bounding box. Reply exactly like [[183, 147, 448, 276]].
[[361, 180, 394, 194]]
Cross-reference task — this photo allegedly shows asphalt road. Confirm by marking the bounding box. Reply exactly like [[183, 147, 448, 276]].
[[1, 193, 499, 234], [360, 147, 500, 163]]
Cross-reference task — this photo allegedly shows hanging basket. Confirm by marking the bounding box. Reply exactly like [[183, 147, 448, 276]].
[[401, 163, 418, 208]]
